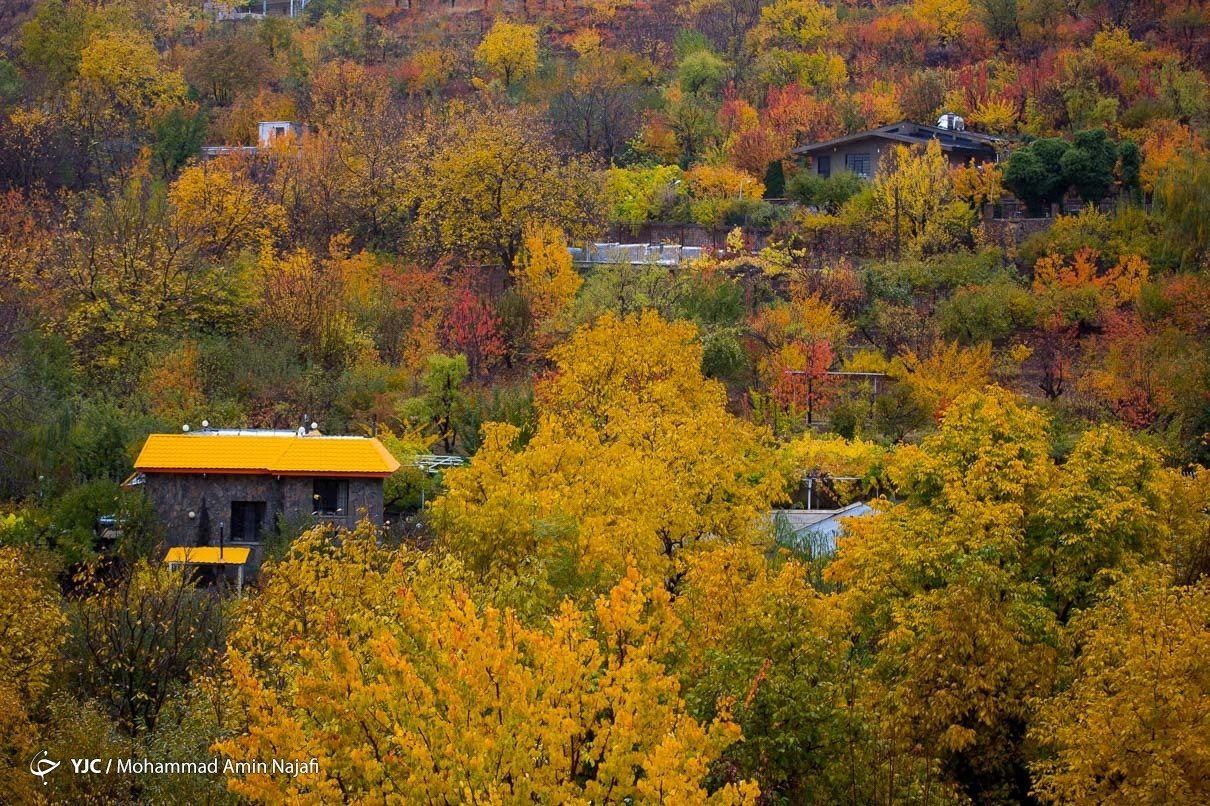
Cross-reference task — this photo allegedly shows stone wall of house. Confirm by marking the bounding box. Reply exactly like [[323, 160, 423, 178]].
[[143, 473, 385, 577]]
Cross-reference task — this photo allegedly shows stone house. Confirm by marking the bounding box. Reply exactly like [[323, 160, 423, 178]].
[[131, 429, 399, 582], [792, 120, 1004, 179]]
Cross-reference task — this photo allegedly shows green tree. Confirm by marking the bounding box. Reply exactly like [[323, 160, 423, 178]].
[[402, 353, 469, 454], [151, 105, 207, 176], [1003, 137, 1070, 215], [1060, 128, 1118, 204], [1116, 139, 1142, 201], [1155, 151, 1210, 269]]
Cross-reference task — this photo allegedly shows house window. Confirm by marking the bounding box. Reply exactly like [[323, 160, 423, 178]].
[[845, 153, 872, 178], [274, 126, 286, 138], [313, 478, 348, 516], [231, 501, 265, 542], [816, 155, 831, 178]]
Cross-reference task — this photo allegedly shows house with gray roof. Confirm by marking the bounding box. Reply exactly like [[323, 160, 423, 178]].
[[791, 120, 1004, 179]]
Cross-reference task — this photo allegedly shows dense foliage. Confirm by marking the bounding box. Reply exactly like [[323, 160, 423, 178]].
[[1, 0, 1208, 803]]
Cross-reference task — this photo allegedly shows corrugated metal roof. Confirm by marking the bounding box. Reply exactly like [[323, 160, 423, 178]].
[[135, 433, 400, 477]]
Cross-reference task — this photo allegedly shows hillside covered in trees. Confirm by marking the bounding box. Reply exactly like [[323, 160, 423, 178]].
[[1, 0, 1208, 803]]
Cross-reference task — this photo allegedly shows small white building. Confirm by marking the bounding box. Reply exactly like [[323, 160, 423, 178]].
[[258, 121, 304, 149]]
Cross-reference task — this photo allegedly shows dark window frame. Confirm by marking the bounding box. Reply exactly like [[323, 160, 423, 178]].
[[230, 501, 266, 543], [845, 152, 872, 178], [816, 155, 831, 178], [312, 478, 349, 517]]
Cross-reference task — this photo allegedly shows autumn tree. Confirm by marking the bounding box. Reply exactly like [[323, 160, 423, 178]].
[[408, 104, 603, 271], [828, 388, 1185, 801], [184, 30, 276, 106], [68, 30, 187, 179], [257, 240, 376, 371], [684, 163, 765, 226], [745, 0, 845, 92], [0, 547, 65, 701], [1031, 567, 1210, 805], [432, 312, 785, 586], [168, 154, 283, 260], [874, 138, 975, 256], [687, 0, 766, 61], [474, 19, 539, 91], [750, 293, 849, 432], [547, 39, 656, 162], [1155, 150, 1210, 269], [675, 543, 876, 801], [0, 547, 65, 804], [33, 168, 247, 379], [827, 389, 1062, 802], [912, 0, 972, 43], [442, 285, 505, 379], [513, 222, 583, 350], [891, 340, 993, 421], [277, 60, 412, 250], [219, 523, 759, 804], [70, 561, 224, 734]]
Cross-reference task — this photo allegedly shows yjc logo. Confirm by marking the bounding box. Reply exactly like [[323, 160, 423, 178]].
[[29, 750, 59, 785]]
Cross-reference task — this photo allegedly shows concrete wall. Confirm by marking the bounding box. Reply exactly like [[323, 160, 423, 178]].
[[143, 473, 385, 577]]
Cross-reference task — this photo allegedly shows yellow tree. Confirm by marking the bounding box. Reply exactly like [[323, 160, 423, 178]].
[[1031, 567, 1210, 805], [513, 223, 583, 350], [746, 0, 834, 52], [828, 388, 1184, 801], [285, 60, 413, 249], [684, 164, 765, 227], [0, 547, 64, 702], [219, 524, 759, 804], [913, 0, 972, 42], [891, 340, 993, 421], [1029, 425, 1168, 617], [0, 547, 66, 803], [169, 154, 283, 260], [874, 138, 976, 256], [828, 389, 1061, 802], [432, 312, 785, 586], [408, 104, 603, 271], [474, 19, 539, 90], [69, 30, 187, 174], [38, 166, 247, 376]]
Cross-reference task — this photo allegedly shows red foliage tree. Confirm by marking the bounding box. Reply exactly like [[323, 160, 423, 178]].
[[772, 339, 836, 425], [443, 285, 506, 379]]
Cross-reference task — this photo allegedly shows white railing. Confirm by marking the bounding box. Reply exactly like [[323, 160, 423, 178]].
[[410, 455, 466, 473]]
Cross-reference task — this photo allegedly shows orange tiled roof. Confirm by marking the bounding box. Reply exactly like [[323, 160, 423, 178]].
[[134, 432, 400, 477]]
